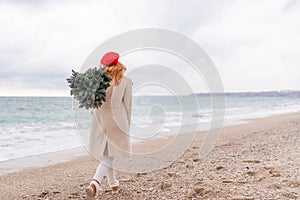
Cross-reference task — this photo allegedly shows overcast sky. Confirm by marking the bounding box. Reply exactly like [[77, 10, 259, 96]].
[[0, 0, 299, 96]]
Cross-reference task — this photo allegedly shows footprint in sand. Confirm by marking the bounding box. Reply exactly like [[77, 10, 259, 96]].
[[243, 160, 261, 164], [263, 166, 281, 177], [245, 171, 256, 176]]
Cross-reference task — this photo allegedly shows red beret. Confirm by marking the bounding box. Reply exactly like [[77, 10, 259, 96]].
[[100, 52, 119, 66]]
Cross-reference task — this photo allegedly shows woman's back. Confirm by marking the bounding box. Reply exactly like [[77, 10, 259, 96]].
[[100, 76, 132, 110], [90, 74, 132, 158]]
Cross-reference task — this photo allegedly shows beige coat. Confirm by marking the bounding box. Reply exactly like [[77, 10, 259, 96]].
[[88, 76, 133, 160]]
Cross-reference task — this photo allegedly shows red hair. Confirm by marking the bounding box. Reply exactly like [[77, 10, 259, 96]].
[[104, 62, 127, 86]]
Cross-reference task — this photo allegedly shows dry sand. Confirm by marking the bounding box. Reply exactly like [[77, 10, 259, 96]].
[[0, 113, 299, 199]]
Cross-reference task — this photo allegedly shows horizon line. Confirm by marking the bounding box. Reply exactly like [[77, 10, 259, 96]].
[[0, 89, 299, 97]]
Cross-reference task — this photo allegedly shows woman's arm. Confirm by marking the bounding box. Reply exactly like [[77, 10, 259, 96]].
[[124, 79, 133, 126]]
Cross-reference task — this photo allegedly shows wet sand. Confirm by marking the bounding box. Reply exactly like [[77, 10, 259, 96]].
[[0, 112, 299, 199]]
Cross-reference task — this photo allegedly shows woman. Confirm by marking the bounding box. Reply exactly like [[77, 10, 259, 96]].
[[86, 52, 133, 200]]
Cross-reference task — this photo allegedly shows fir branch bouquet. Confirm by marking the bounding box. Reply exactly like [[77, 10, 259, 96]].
[[66, 67, 112, 109]]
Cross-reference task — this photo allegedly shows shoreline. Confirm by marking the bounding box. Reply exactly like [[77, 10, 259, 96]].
[[0, 110, 299, 176], [0, 112, 299, 199], [0, 146, 88, 176]]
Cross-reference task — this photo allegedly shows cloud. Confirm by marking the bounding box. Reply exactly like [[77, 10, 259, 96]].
[[282, 0, 299, 11], [191, 0, 300, 91], [0, 0, 299, 95]]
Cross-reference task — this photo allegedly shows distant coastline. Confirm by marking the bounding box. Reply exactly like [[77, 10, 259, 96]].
[[194, 90, 300, 97]]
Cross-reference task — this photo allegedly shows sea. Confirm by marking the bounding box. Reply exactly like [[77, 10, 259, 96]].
[[0, 92, 300, 164]]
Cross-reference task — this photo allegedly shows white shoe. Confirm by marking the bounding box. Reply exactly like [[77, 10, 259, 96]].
[[109, 180, 121, 194], [86, 179, 101, 200]]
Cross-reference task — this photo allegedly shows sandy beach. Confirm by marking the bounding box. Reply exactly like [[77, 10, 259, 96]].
[[0, 112, 299, 200]]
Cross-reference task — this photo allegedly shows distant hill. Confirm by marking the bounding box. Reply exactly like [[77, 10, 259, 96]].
[[194, 90, 300, 97]]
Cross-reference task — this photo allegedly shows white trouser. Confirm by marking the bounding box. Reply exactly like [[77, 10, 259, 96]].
[[92, 143, 118, 186]]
